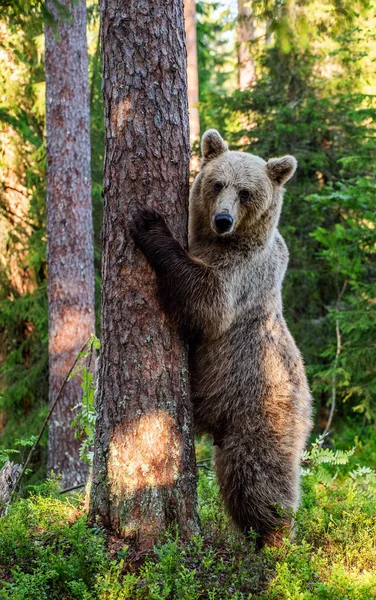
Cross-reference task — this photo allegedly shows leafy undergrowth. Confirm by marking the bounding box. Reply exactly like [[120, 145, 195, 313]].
[[1, 435, 376, 600]]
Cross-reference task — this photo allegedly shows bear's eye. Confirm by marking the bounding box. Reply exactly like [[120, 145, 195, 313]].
[[239, 189, 250, 203], [213, 182, 224, 194]]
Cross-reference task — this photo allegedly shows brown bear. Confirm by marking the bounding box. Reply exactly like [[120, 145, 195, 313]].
[[131, 129, 313, 549]]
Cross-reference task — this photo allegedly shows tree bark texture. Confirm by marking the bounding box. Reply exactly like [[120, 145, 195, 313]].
[[88, 0, 199, 550], [45, 0, 95, 487], [184, 0, 200, 146], [237, 0, 256, 91]]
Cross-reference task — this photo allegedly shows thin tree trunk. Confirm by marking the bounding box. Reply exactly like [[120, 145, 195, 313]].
[[184, 0, 200, 147], [237, 0, 256, 90], [88, 0, 200, 551], [45, 0, 95, 488]]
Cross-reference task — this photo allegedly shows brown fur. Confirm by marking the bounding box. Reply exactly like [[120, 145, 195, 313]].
[[131, 129, 313, 548]]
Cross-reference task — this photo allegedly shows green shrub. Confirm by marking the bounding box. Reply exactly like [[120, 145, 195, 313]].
[[0, 488, 106, 599], [0, 437, 375, 599]]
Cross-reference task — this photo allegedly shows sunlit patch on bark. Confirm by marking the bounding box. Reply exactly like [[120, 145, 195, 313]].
[[49, 307, 93, 362], [111, 97, 132, 135], [108, 410, 182, 498]]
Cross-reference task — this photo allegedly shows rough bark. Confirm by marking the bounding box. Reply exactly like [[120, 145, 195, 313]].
[[184, 0, 200, 146], [88, 0, 200, 551], [237, 0, 256, 90], [0, 462, 21, 517], [45, 0, 95, 488]]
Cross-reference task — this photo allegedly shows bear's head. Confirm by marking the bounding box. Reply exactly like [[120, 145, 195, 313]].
[[189, 129, 297, 248]]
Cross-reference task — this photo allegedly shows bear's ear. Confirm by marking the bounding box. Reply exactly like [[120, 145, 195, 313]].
[[266, 155, 297, 185], [201, 129, 228, 162]]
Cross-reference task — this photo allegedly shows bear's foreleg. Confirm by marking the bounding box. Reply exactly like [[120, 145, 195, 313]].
[[131, 207, 227, 341]]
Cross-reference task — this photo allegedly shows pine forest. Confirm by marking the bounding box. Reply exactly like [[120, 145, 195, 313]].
[[0, 0, 375, 597]]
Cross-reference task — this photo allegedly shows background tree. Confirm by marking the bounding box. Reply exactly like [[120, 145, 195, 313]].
[[237, 0, 255, 90], [45, 0, 95, 487], [88, 0, 199, 550], [185, 0, 201, 150]]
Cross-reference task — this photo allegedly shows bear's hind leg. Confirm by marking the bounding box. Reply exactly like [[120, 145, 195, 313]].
[[214, 440, 298, 549]]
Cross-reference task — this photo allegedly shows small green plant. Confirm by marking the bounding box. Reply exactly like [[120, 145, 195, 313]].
[[70, 334, 100, 464], [140, 531, 202, 600], [302, 435, 355, 486], [0, 447, 19, 469], [0, 435, 37, 470], [94, 559, 138, 599]]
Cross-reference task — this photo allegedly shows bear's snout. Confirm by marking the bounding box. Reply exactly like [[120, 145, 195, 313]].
[[214, 213, 234, 234]]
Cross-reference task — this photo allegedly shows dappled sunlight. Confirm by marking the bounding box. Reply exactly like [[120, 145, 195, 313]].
[[108, 409, 182, 499], [0, 123, 34, 295], [110, 97, 132, 136], [262, 316, 299, 440], [49, 305, 94, 369]]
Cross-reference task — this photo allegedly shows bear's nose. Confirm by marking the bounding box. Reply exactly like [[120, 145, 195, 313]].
[[214, 213, 233, 234]]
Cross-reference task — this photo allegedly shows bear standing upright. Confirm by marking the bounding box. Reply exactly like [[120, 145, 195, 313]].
[[131, 130, 313, 548]]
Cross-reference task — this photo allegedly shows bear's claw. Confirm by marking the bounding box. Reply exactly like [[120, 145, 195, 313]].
[[130, 207, 170, 244]]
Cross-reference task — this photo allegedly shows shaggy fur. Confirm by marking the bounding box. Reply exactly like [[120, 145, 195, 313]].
[[131, 129, 313, 548]]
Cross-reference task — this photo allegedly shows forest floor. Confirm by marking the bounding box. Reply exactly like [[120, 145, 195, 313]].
[[0, 425, 376, 600]]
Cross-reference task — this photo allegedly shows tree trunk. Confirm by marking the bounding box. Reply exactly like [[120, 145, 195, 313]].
[[237, 0, 256, 90], [184, 0, 200, 147], [45, 0, 95, 488], [88, 0, 200, 551]]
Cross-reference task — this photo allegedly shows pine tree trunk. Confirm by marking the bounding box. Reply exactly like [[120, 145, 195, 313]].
[[45, 0, 95, 488], [237, 0, 256, 90], [184, 0, 200, 147], [88, 0, 200, 551]]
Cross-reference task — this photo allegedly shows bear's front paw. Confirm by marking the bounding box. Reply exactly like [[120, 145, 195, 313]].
[[131, 207, 171, 247]]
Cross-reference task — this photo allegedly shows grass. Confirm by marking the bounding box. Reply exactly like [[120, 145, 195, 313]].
[[0, 431, 375, 599]]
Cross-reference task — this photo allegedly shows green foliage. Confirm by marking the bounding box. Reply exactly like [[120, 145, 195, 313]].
[[0, 435, 36, 473], [0, 9, 48, 470], [196, 2, 236, 135], [94, 560, 138, 599], [302, 436, 355, 486], [1, 436, 376, 599], [139, 534, 202, 599], [310, 167, 376, 418], [0, 487, 107, 599], [70, 335, 100, 464]]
